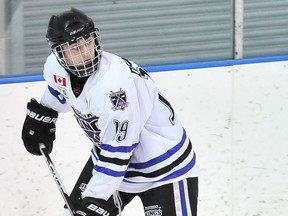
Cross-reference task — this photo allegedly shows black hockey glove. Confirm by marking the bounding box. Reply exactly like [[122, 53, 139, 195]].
[[75, 197, 113, 216], [21, 98, 58, 155]]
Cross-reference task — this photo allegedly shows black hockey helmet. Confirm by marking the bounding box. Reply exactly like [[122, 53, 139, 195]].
[[46, 8, 102, 77]]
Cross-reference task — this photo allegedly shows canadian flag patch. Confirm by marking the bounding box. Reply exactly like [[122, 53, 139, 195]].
[[53, 75, 66, 86]]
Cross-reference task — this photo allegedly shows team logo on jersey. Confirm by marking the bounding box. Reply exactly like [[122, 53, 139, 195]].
[[144, 205, 163, 216], [53, 75, 67, 87], [110, 88, 129, 111], [79, 183, 87, 192], [58, 86, 68, 98], [71, 106, 101, 146]]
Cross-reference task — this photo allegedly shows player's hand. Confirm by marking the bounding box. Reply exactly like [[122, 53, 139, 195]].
[[21, 98, 58, 155], [75, 197, 112, 216]]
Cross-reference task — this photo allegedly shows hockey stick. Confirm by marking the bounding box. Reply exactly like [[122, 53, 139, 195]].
[[39, 143, 76, 216]]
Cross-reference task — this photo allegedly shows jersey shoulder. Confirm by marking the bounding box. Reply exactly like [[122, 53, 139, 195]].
[[43, 53, 69, 88], [44, 53, 66, 77], [100, 52, 135, 84]]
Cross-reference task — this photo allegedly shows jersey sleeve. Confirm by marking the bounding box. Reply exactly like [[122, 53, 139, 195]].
[[82, 58, 144, 200], [40, 53, 71, 113], [40, 86, 70, 113]]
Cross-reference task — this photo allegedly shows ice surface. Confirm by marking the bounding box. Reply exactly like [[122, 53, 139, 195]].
[[1, 61, 288, 215]]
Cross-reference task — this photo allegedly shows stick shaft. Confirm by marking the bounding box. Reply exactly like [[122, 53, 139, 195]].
[[39, 143, 75, 216]]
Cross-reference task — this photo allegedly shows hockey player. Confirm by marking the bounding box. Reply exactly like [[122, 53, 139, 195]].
[[21, 8, 199, 216]]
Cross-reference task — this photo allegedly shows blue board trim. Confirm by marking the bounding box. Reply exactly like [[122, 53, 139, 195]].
[[1, 55, 288, 85]]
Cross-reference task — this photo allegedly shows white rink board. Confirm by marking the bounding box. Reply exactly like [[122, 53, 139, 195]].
[[1, 61, 288, 216]]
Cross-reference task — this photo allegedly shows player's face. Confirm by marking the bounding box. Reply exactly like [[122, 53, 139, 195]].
[[62, 36, 95, 67]]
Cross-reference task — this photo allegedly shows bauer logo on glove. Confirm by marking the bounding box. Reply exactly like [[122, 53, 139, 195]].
[[26, 108, 57, 124], [21, 98, 58, 155]]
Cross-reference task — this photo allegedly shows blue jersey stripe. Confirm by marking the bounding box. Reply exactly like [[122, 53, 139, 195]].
[[101, 142, 138, 153], [179, 180, 188, 216], [129, 129, 187, 169], [91, 148, 98, 161], [94, 164, 126, 177], [48, 85, 66, 104], [123, 152, 196, 184], [160, 152, 196, 182]]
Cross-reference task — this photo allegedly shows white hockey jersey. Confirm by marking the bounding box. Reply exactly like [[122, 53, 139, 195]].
[[41, 51, 199, 201]]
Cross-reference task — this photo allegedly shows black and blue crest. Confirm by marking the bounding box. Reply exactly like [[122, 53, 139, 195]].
[[110, 88, 129, 111]]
